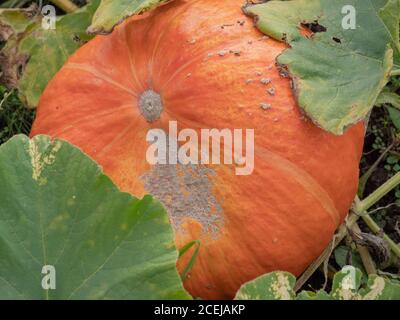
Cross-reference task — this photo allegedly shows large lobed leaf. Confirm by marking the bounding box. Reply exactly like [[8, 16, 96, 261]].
[[234, 272, 296, 300], [0, 1, 99, 108], [235, 266, 400, 300], [0, 6, 35, 40], [244, 0, 400, 134], [87, 0, 172, 35], [0, 135, 189, 299]]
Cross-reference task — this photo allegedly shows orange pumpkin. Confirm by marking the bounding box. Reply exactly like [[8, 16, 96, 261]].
[[31, 0, 365, 299]]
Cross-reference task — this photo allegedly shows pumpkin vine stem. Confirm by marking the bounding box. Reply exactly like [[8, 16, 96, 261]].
[[390, 69, 400, 76], [294, 212, 360, 291], [49, 0, 79, 13], [295, 172, 400, 291], [357, 171, 400, 213], [355, 195, 400, 259], [355, 172, 400, 258], [361, 215, 400, 259], [351, 223, 377, 275]]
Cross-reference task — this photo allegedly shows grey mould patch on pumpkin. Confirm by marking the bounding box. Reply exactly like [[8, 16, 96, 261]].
[[141, 162, 224, 238]]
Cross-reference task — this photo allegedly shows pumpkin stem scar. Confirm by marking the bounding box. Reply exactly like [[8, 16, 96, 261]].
[[138, 90, 163, 122]]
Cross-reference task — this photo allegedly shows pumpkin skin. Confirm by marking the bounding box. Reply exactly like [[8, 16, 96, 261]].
[[31, 0, 365, 299]]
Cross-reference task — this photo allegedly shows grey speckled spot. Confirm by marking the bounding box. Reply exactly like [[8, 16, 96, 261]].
[[141, 163, 224, 238]]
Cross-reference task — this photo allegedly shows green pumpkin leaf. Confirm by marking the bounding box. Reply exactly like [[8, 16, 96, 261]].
[[234, 266, 400, 300], [0, 5, 39, 89], [330, 266, 400, 300], [244, 0, 399, 134], [0, 0, 100, 108], [376, 91, 400, 130], [88, 0, 171, 35], [360, 275, 400, 300], [334, 245, 366, 274], [0, 135, 190, 300], [296, 290, 332, 300], [19, 0, 99, 108], [330, 266, 363, 299], [0, 5, 36, 41], [378, 0, 400, 59], [234, 271, 296, 300], [387, 106, 400, 130], [376, 91, 400, 109]]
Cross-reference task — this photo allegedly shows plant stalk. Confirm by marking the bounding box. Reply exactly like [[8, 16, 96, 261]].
[[351, 223, 377, 274], [357, 172, 400, 213], [295, 171, 400, 291], [49, 0, 78, 13], [391, 69, 400, 76], [361, 215, 400, 259], [294, 212, 359, 291]]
